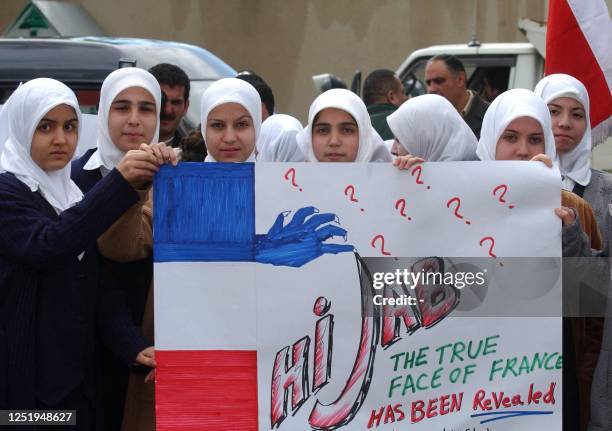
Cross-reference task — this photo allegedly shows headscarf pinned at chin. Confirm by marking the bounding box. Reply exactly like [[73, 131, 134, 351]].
[[296, 88, 392, 163], [535, 73, 592, 188], [257, 114, 305, 162], [0, 78, 84, 212], [84, 67, 161, 172], [476, 88, 557, 163], [200, 77, 262, 162], [387, 94, 478, 161]]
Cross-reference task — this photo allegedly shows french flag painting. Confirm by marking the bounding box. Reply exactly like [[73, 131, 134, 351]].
[[153, 162, 562, 430], [152, 163, 351, 430]]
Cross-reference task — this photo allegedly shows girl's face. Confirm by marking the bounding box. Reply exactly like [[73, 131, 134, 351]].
[[205, 102, 255, 162], [108, 86, 157, 152], [548, 97, 587, 155], [31, 104, 78, 171], [495, 116, 545, 161], [312, 108, 359, 162]]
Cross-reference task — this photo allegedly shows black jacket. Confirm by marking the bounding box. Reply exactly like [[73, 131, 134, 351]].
[[0, 170, 139, 408]]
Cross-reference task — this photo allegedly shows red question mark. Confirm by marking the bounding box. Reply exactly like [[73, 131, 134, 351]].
[[446, 197, 471, 225], [479, 236, 497, 258], [411, 165, 431, 189], [284, 168, 302, 191], [394, 198, 412, 220], [344, 185, 364, 212], [371, 234, 391, 256], [344, 185, 358, 202], [493, 184, 514, 209]]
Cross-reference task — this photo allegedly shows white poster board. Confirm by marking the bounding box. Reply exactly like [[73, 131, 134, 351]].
[[154, 162, 562, 430]]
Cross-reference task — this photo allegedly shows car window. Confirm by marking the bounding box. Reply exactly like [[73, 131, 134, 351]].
[[400, 55, 515, 101], [400, 59, 428, 98], [468, 66, 511, 102]]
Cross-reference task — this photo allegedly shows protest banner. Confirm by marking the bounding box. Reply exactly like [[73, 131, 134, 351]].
[[153, 162, 562, 430]]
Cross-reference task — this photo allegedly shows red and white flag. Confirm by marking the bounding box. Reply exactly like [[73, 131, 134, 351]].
[[545, 0, 612, 146]]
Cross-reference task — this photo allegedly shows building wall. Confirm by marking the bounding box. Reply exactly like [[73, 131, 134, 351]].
[[1, 0, 548, 121], [1, 0, 28, 32]]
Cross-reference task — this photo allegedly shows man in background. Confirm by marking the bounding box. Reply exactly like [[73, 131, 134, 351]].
[[425, 54, 489, 139], [363, 69, 408, 140], [149, 63, 191, 147]]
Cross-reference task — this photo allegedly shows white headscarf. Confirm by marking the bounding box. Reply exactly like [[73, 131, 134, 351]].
[[84, 68, 161, 171], [370, 128, 394, 162], [200, 78, 262, 162], [0, 78, 83, 212], [257, 114, 305, 162], [387, 94, 478, 161], [296, 88, 391, 163], [534, 74, 592, 188], [476, 88, 557, 162], [0, 84, 23, 161]]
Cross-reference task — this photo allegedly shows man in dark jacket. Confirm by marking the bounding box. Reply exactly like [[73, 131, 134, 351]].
[[425, 54, 489, 139], [363, 69, 408, 141]]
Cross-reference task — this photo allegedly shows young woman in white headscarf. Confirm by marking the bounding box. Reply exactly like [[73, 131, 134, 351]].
[[0, 78, 160, 427], [72, 67, 170, 189], [535, 74, 612, 252], [257, 114, 305, 162], [296, 88, 393, 163], [535, 75, 598, 189], [200, 77, 261, 162], [537, 75, 612, 431], [69, 67, 179, 431], [477, 87, 604, 431], [387, 94, 478, 168]]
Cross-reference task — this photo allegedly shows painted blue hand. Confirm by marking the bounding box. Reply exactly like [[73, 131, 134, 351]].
[[255, 206, 354, 267]]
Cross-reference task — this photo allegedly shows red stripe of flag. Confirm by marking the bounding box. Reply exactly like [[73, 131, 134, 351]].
[[546, 0, 611, 129], [156, 350, 258, 431]]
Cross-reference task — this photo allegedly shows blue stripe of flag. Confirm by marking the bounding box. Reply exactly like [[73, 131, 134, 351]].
[[153, 163, 255, 262]]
